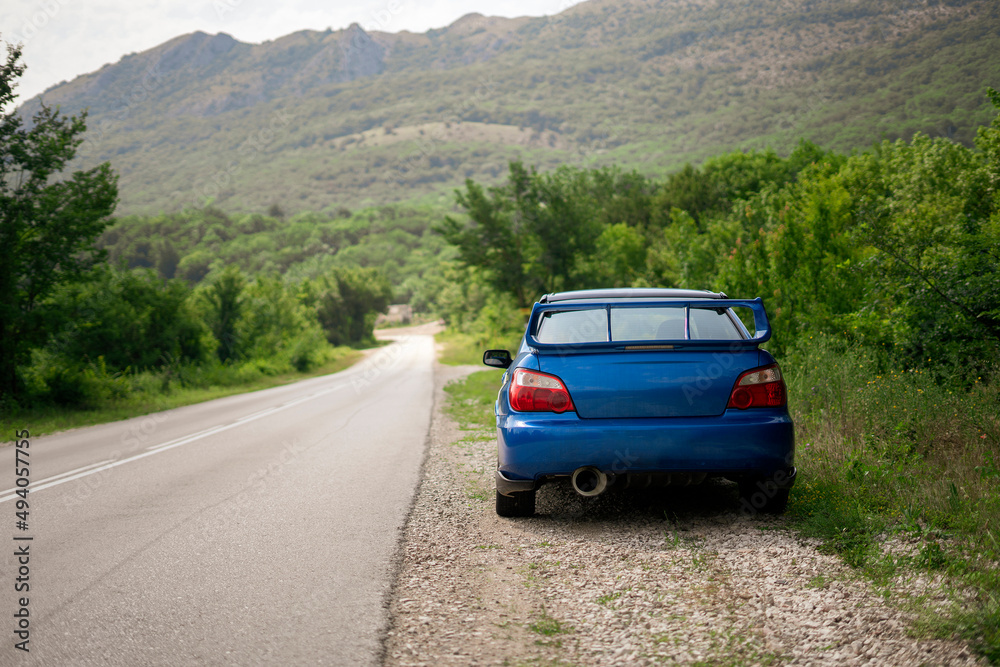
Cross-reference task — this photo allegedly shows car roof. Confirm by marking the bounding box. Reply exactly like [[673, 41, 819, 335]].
[[538, 288, 727, 304]]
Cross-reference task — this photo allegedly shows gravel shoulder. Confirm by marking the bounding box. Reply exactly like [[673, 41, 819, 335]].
[[383, 363, 983, 666]]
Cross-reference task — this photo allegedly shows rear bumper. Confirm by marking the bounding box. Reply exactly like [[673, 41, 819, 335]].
[[496, 469, 538, 496], [496, 408, 794, 486]]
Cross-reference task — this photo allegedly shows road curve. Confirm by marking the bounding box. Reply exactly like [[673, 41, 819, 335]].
[[1, 333, 434, 666]]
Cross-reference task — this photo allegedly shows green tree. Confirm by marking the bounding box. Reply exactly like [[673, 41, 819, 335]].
[[440, 162, 622, 305], [651, 209, 741, 290], [651, 163, 721, 228], [44, 265, 209, 371], [650, 142, 840, 229], [523, 165, 603, 293], [578, 222, 647, 288], [307, 266, 392, 346], [845, 118, 1000, 371], [202, 265, 246, 362], [437, 167, 531, 306], [235, 275, 329, 370], [154, 239, 180, 279], [0, 42, 118, 400], [979, 88, 1000, 197], [716, 160, 865, 351]]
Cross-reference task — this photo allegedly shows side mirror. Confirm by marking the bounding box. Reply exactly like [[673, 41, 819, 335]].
[[483, 349, 512, 369]]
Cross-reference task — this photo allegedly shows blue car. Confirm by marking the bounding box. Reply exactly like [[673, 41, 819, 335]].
[[483, 288, 795, 517]]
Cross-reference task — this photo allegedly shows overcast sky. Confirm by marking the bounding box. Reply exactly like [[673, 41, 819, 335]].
[[2, 0, 584, 102]]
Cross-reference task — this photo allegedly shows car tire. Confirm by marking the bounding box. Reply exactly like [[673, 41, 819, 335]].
[[495, 489, 535, 517], [738, 478, 789, 514]]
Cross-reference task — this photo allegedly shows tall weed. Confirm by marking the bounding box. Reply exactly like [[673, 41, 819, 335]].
[[784, 333, 1000, 657]]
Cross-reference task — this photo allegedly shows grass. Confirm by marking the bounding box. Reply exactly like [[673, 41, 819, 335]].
[[436, 329, 522, 367], [596, 591, 622, 606], [0, 348, 362, 439], [436, 330, 485, 366], [437, 340, 504, 501], [662, 527, 704, 551], [784, 334, 1000, 662], [463, 463, 491, 502], [443, 369, 504, 431], [527, 609, 572, 637]]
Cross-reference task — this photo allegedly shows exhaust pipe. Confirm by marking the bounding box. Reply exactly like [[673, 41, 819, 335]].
[[571, 466, 608, 497]]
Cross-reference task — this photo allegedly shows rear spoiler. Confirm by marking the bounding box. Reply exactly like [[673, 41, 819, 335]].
[[525, 298, 772, 351]]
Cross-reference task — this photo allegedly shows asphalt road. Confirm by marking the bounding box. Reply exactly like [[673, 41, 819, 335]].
[[0, 332, 435, 666]]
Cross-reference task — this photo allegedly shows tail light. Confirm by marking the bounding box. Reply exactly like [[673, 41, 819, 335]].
[[727, 364, 786, 409], [509, 368, 576, 413]]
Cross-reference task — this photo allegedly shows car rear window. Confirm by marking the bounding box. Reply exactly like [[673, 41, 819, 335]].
[[535, 308, 608, 344], [611, 307, 684, 340], [688, 308, 743, 339], [535, 306, 743, 343]]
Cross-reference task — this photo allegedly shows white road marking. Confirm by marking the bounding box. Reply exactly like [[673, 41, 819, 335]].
[[0, 459, 113, 496], [0, 382, 347, 504]]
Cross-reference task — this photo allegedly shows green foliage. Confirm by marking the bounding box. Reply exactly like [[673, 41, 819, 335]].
[[100, 203, 444, 290], [443, 370, 504, 430], [442, 145, 845, 309], [6, 346, 360, 429], [436, 167, 534, 306], [0, 41, 118, 401], [651, 209, 742, 290], [468, 291, 524, 344], [786, 334, 1000, 659], [305, 265, 392, 346], [201, 265, 246, 362], [22, 352, 131, 409], [9, 196, 406, 411], [652, 143, 834, 229], [234, 275, 327, 369], [716, 160, 866, 352], [978, 87, 1000, 195], [844, 133, 1000, 377], [42, 265, 210, 372], [579, 223, 647, 288], [441, 101, 1000, 381], [439, 161, 654, 305]]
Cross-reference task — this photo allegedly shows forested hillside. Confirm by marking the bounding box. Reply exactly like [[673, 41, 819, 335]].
[[19, 0, 1000, 214]]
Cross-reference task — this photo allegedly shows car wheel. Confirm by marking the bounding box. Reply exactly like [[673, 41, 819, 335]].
[[495, 489, 535, 517], [738, 477, 789, 514]]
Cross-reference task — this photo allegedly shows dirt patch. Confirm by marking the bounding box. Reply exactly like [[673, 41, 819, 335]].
[[334, 121, 566, 153]]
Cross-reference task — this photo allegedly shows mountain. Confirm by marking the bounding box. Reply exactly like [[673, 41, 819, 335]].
[[19, 0, 1000, 215]]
